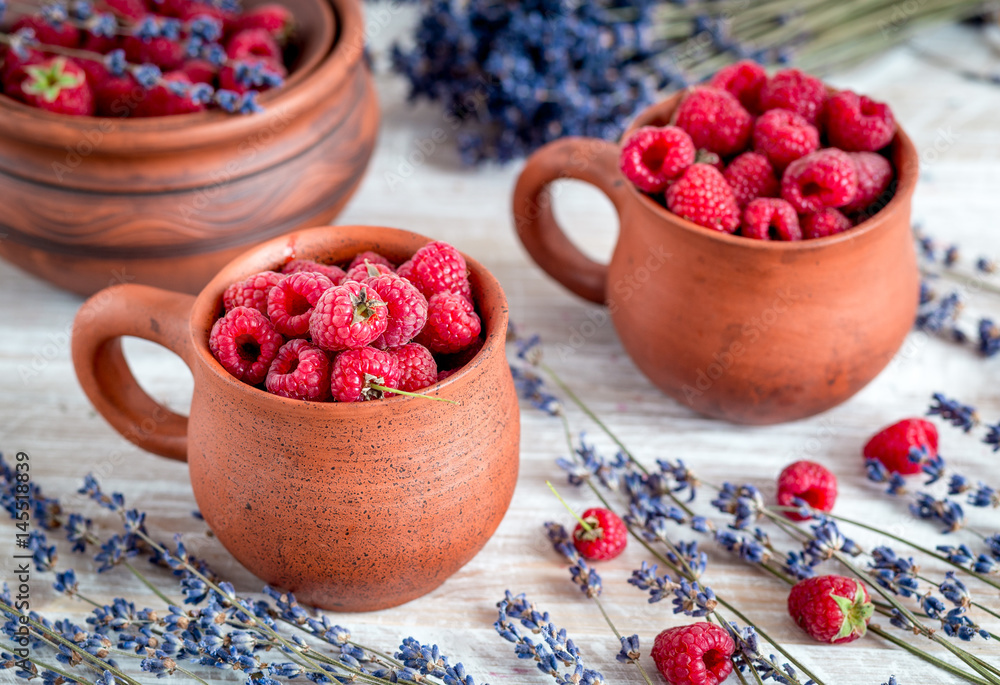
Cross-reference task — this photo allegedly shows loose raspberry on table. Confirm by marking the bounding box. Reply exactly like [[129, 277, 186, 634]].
[[651, 623, 734, 685], [752, 109, 819, 172], [329, 347, 401, 402], [265, 338, 331, 401], [364, 272, 428, 349], [345, 261, 393, 282], [388, 343, 438, 392], [666, 163, 741, 233], [267, 270, 335, 338], [619, 125, 696, 193], [416, 291, 482, 354], [348, 251, 395, 272], [209, 306, 283, 385], [309, 281, 388, 351], [843, 152, 894, 215], [724, 152, 778, 208], [741, 198, 801, 241], [863, 418, 938, 475], [708, 59, 767, 114], [281, 259, 347, 285], [781, 149, 858, 214], [223, 270, 285, 315], [826, 90, 896, 152], [801, 208, 852, 240], [776, 460, 838, 520], [788, 575, 872, 644], [395, 241, 472, 300], [572, 507, 627, 561], [758, 68, 827, 125], [675, 86, 753, 157]]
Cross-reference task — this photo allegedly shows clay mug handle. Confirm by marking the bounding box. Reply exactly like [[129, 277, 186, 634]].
[[512, 136, 630, 304], [71, 284, 196, 461]]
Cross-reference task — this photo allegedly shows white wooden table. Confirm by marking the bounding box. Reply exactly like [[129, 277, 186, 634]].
[[1, 20, 999, 685]]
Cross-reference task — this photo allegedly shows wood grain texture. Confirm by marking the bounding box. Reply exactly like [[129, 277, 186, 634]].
[[0, 22, 998, 685]]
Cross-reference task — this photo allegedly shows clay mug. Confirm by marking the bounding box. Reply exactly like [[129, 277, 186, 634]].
[[71, 225, 520, 611], [513, 93, 919, 425]]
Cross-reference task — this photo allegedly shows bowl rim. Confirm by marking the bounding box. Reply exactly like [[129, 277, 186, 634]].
[[186, 225, 507, 411], [620, 90, 919, 251], [0, 0, 362, 152]]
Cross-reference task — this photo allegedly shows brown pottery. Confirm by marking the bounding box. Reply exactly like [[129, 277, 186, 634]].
[[71, 225, 520, 611], [0, 0, 379, 296], [513, 93, 919, 425]]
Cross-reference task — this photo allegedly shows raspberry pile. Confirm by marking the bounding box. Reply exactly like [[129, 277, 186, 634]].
[[0, 0, 294, 116], [619, 61, 898, 241], [209, 241, 483, 402]]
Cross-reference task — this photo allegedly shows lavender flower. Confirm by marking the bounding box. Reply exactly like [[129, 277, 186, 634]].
[[979, 319, 1000, 357], [671, 579, 717, 617], [804, 519, 861, 564], [715, 530, 770, 565], [627, 561, 679, 604], [510, 365, 561, 416], [556, 437, 627, 490], [711, 483, 763, 530], [869, 547, 920, 598], [910, 493, 965, 533], [928, 393, 978, 432], [615, 634, 641, 664]]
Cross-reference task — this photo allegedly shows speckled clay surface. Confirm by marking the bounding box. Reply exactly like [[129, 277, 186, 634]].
[[513, 93, 919, 425], [72, 226, 520, 611]]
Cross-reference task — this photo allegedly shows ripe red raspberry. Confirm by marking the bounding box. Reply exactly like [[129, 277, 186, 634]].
[[329, 347, 401, 402], [267, 271, 335, 338], [226, 28, 282, 63], [11, 15, 80, 49], [723, 152, 778, 208], [651, 623, 734, 685], [265, 338, 330, 401], [675, 86, 753, 157], [801, 208, 852, 240], [759, 68, 827, 125], [309, 282, 388, 351], [416, 292, 482, 354], [396, 241, 472, 300], [123, 31, 186, 71], [752, 109, 819, 172], [180, 59, 217, 85], [788, 575, 873, 644], [348, 251, 395, 272], [132, 71, 206, 117], [863, 418, 938, 475], [345, 261, 393, 282], [781, 149, 858, 214], [776, 460, 837, 521], [741, 198, 801, 241], [666, 163, 740, 233], [843, 152, 893, 215], [388, 343, 438, 392], [825, 90, 896, 152], [15, 57, 94, 116], [231, 3, 295, 41], [281, 259, 347, 285], [572, 508, 627, 561], [218, 57, 287, 95], [619, 125, 696, 193], [105, 0, 147, 20], [437, 368, 458, 382], [222, 270, 285, 315], [363, 273, 429, 349], [708, 59, 767, 114], [209, 306, 283, 385]]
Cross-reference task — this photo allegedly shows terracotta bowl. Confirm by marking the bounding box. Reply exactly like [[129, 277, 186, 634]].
[[513, 92, 919, 425], [71, 225, 520, 611], [0, 0, 379, 296]]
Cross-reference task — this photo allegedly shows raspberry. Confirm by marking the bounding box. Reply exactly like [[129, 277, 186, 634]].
[[843, 152, 893, 214], [437, 368, 458, 382], [223, 270, 285, 315], [788, 575, 872, 644], [708, 59, 767, 114], [752, 109, 819, 172], [329, 347, 401, 402], [723, 152, 778, 208], [132, 71, 206, 117], [741, 198, 801, 241], [209, 306, 283, 385], [388, 343, 437, 392], [345, 261, 393, 282], [651, 623, 734, 685], [781, 149, 858, 214], [11, 15, 80, 49], [572, 508, 627, 561], [267, 271, 335, 338], [226, 28, 282, 63], [105, 0, 147, 20], [863, 418, 938, 475], [619, 125, 696, 193], [180, 59, 218, 85], [231, 3, 295, 42], [309, 281, 388, 351], [825, 90, 896, 152], [395, 241, 472, 300], [364, 273, 428, 349], [801, 208, 851, 240], [776, 460, 837, 521], [675, 86, 753, 157], [176, 1, 228, 22], [666, 164, 740, 233], [759, 68, 827, 125], [348, 251, 395, 272], [15, 56, 94, 116], [218, 57, 286, 95], [265, 338, 330, 401], [281, 259, 347, 285], [416, 292, 482, 354], [123, 31, 186, 71]]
